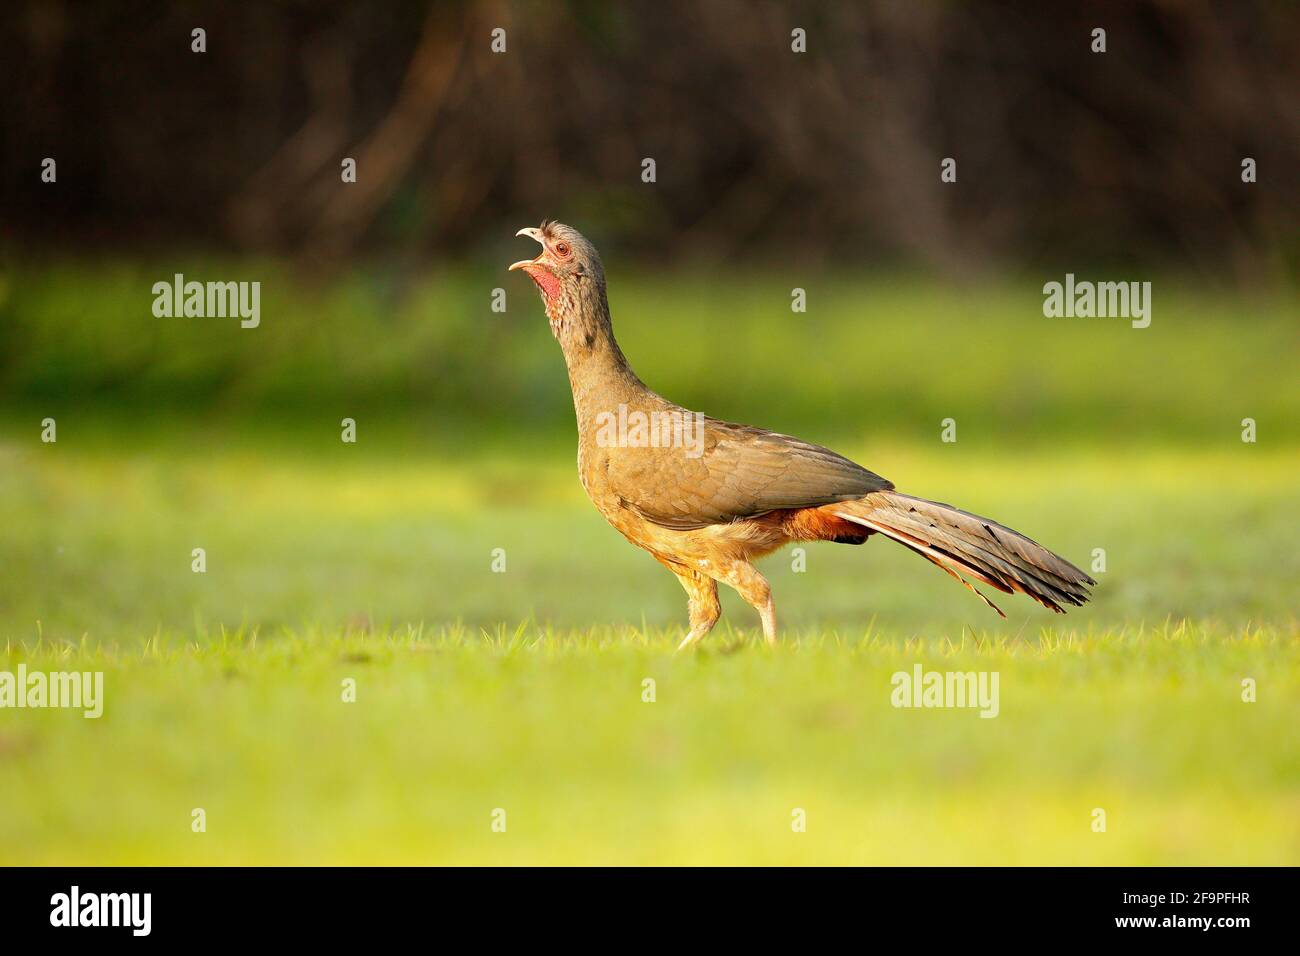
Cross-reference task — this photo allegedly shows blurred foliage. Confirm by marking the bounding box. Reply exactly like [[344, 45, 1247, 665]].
[[1, 0, 1296, 281]]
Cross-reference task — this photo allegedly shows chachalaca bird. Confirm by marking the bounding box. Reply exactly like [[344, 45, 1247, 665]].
[[511, 221, 1094, 650]]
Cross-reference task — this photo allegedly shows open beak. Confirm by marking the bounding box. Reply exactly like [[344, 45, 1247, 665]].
[[509, 227, 549, 272]]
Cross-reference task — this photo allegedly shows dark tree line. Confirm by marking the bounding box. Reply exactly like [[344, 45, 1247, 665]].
[[2, 0, 1296, 282]]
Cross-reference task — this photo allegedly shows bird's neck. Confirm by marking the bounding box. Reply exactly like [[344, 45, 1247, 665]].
[[554, 286, 649, 427]]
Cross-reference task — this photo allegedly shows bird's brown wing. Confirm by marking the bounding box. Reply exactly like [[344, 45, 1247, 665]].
[[608, 416, 893, 530]]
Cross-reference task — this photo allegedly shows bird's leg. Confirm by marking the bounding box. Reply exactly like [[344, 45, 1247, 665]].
[[717, 561, 778, 646], [667, 566, 720, 652], [757, 594, 777, 646]]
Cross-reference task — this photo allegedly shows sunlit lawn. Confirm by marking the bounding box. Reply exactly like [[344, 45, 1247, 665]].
[[1, 430, 1297, 865], [1, 622, 1296, 865]]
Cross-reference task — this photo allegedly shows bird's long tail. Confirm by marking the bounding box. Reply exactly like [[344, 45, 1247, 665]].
[[832, 491, 1094, 617]]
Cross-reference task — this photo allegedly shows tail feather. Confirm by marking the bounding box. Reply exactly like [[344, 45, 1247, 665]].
[[865, 505, 1087, 606], [833, 491, 1095, 615]]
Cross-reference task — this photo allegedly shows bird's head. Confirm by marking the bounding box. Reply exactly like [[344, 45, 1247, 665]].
[[509, 220, 608, 341]]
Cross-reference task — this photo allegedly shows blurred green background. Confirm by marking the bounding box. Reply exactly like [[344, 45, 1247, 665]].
[[0, 1, 1297, 864]]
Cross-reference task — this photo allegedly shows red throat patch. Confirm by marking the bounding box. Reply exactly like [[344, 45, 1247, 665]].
[[523, 264, 562, 303]]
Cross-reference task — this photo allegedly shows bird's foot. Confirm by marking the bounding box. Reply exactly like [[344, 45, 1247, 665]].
[[675, 627, 707, 653], [760, 599, 778, 646]]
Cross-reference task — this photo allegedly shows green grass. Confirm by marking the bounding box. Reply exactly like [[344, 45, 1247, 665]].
[[3, 624, 1296, 865], [2, 431, 1296, 865], [0, 264, 1296, 864], [2, 260, 1297, 444], [2, 434, 1297, 639]]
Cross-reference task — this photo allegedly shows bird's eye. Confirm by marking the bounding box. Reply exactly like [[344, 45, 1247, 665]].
[[554, 241, 571, 258]]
